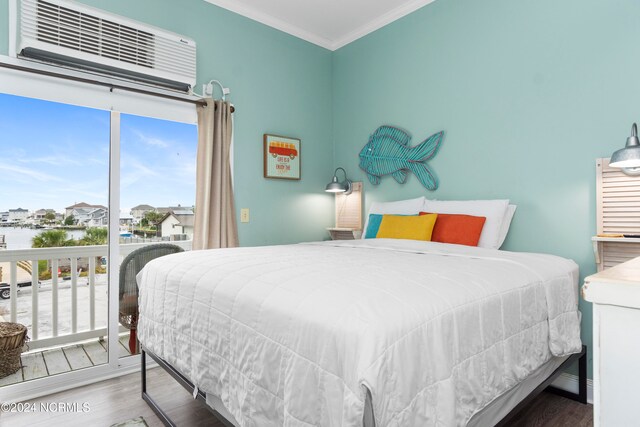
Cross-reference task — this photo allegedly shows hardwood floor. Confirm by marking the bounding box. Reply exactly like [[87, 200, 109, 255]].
[[0, 368, 593, 427], [0, 367, 217, 427], [509, 392, 594, 427]]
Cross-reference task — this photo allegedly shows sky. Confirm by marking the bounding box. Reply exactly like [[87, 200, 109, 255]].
[[0, 93, 197, 214]]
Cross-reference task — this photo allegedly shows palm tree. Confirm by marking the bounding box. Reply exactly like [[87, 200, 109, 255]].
[[32, 229, 75, 248], [79, 227, 108, 274], [32, 230, 77, 277], [79, 227, 108, 246]]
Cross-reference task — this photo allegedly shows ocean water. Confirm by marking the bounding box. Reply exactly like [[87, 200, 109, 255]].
[[0, 227, 86, 250]]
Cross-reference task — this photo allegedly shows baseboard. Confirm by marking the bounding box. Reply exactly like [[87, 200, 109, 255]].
[[551, 372, 594, 404]]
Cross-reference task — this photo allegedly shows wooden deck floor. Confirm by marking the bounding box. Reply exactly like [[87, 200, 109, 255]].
[[0, 335, 132, 387]]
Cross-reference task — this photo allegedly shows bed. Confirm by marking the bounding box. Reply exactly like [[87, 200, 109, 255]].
[[136, 238, 584, 426]]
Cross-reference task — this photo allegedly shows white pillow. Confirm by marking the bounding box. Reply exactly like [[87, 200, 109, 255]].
[[496, 204, 517, 249], [422, 199, 509, 249], [362, 196, 426, 239]]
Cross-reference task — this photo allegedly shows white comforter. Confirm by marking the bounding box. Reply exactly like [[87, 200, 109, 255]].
[[137, 239, 582, 427]]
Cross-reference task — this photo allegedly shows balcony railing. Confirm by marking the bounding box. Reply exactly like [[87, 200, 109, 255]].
[[0, 241, 191, 351]]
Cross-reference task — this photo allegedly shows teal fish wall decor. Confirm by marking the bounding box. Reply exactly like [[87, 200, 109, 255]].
[[359, 125, 444, 190]]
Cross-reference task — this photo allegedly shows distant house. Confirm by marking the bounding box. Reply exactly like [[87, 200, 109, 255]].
[[160, 212, 194, 239], [64, 203, 108, 227], [33, 209, 48, 220], [8, 208, 29, 223], [156, 205, 194, 216], [65, 202, 107, 219], [70, 207, 108, 227], [33, 209, 59, 222], [120, 211, 134, 226], [172, 209, 194, 215], [130, 204, 155, 223], [0, 212, 8, 223]]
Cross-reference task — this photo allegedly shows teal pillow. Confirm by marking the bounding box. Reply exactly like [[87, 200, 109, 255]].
[[365, 214, 383, 238]]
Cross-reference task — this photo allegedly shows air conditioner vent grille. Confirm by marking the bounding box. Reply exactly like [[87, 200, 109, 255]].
[[31, 0, 155, 68], [19, 0, 197, 90]]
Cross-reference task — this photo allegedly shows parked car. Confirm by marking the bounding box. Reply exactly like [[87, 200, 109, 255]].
[[0, 280, 41, 299]]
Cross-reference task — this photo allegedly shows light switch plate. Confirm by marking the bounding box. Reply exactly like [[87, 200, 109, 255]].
[[240, 208, 250, 223]]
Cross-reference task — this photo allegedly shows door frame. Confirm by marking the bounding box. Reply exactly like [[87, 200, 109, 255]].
[[0, 59, 196, 403]]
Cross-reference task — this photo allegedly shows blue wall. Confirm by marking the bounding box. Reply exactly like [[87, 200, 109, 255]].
[[333, 0, 640, 376], [2, 0, 636, 377], [0, 0, 335, 247]]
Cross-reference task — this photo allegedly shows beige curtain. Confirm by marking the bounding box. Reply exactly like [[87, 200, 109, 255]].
[[193, 99, 239, 249]]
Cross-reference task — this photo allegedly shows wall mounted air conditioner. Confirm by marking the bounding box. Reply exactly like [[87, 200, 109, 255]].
[[17, 0, 197, 92]]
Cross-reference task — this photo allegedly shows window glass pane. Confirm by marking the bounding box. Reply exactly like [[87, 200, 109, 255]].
[[118, 113, 197, 358], [0, 93, 110, 383], [120, 113, 197, 240]]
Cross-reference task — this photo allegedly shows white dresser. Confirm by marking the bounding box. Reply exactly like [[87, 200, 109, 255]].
[[582, 257, 640, 426]]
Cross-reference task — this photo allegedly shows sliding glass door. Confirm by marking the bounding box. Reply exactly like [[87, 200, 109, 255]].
[[0, 80, 197, 400]]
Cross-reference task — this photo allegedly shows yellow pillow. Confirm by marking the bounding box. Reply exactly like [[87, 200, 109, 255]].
[[376, 214, 438, 241]]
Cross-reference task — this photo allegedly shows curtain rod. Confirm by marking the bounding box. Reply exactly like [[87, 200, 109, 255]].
[[0, 60, 212, 107]]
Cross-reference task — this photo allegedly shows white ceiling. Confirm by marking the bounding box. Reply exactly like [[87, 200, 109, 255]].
[[204, 0, 436, 51]]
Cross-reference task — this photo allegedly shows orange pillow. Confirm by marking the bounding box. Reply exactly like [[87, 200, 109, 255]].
[[419, 212, 486, 246]]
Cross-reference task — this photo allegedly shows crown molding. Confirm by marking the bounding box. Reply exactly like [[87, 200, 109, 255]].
[[330, 0, 436, 50], [203, 0, 334, 50], [204, 0, 437, 51]]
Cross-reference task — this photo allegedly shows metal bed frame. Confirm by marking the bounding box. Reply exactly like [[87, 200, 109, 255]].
[[141, 344, 587, 427], [141, 346, 235, 427]]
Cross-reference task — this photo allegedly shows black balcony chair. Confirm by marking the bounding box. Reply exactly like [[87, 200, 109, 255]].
[[119, 243, 184, 354]]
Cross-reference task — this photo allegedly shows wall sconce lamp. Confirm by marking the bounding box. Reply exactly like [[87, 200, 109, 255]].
[[325, 167, 353, 195], [610, 123, 640, 176]]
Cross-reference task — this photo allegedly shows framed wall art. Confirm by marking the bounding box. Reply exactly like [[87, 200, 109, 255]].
[[263, 134, 301, 180]]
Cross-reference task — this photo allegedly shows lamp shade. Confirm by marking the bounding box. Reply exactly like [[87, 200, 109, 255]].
[[610, 123, 640, 175], [325, 177, 345, 192], [325, 167, 352, 195]]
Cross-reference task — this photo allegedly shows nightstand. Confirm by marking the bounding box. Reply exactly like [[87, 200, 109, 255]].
[[327, 228, 362, 240], [582, 256, 640, 426]]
